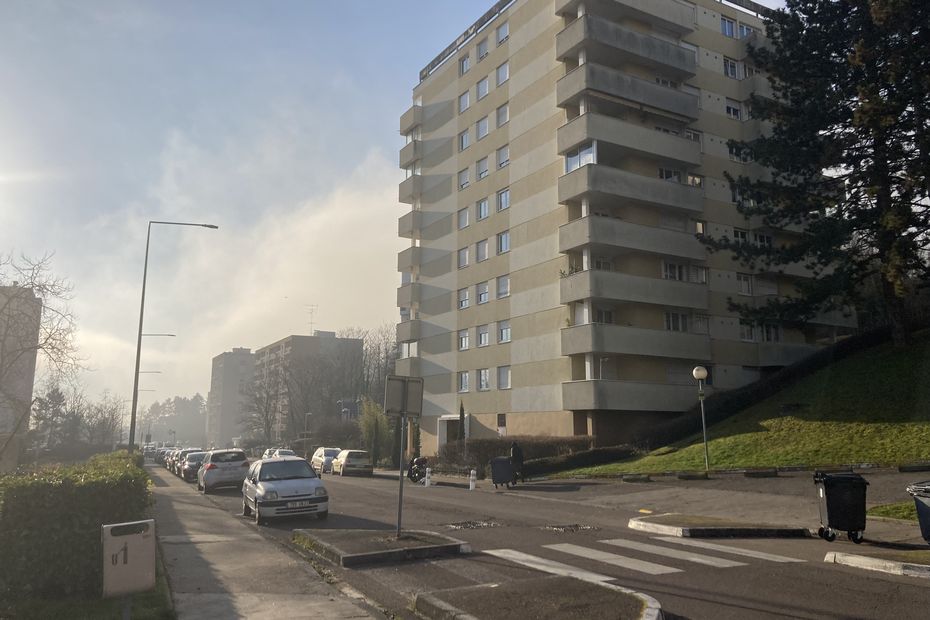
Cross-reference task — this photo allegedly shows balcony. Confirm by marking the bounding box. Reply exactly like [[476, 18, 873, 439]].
[[398, 174, 422, 204], [397, 282, 421, 307], [559, 164, 703, 213], [399, 140, 422, 169], [394, 356, 421, 376], [562, 379, 697, 412], [561, 269, 708, 309], [399, 104, 423, 135], [562, 323, 711, 360], [397, 246, 422, 272], [398, 210, 422, 239], [396, 319, 422, 343], [558, 63, 699, 120], [557, 15, 696, 79], [556, 0, 696, 35], [739, 74, 774, 101], [559, 113, 701, 167], [757, 342, 817, 367], [559, 216, 705, 260]]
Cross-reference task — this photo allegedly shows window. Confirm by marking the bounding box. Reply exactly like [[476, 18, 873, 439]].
[[762, 323, 781, 342], [665, 312, 689, 332], [659, 167, 681, 183], [496, 62, 509, 86], [477, 324, 490, 347], [655, 76, 678, 89], [478, 368, 490, 391], [594, 256, 612, 271], [477, 198, 489, 220], [477, 77, 489, 100], [496, 22, 509, 45], [733, 228, 749, 245], [458, 371, 469, 392], [721, 16, 736, 37], [723, 57, 739, 79], [497, 413, 507, 429], [663, 262, 686, 281], [459, 55, 470, 75], [458, 329, 470, 351], [458, 207, 469, 230], [498, 366, 511, 390], [497, 230, 510, 254], [458, 287, 470, 309], [457, 247, 469, 269], [458, 168, 470, 190], [692, 314, 710, 335], [694, 220, 706, 235], [477, 37, 489, 60], [739, 320, 755, 342], [477, 116, 489, 139], [459, 129, 470, 151], [497, 274, 510, 298], [477, 281, 490, 304], [497, 144, 510, 168], [594, 308, 613, 324], [497, 188, 510, 211], [498, 319, 511, 343], [755, 233, 773, 247], [476, 239, 488, 262], [739, 23, 759, 39], [689, 265, 708, 284], [729, 144, 752, 163], [565, 142, 596, 172], [496, 103, 509, 127], [743, 64, 760, 79], [737, 273, 753, 295], [684, 129, 702, 146], [477, 157, 489, 180], [687, 174, 704, 189], [726, 98, 742, 120], [459, 91, 470, 113]]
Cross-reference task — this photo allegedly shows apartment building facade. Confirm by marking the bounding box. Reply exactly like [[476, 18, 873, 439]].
[[396, 0, 855, 455], [206, 347, 255, 449]]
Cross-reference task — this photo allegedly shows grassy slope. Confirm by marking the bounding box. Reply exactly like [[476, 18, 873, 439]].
[[568, 330, 930, 476]]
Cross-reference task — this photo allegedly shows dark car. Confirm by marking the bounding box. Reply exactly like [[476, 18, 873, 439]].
[[180, 452, 206, 482]]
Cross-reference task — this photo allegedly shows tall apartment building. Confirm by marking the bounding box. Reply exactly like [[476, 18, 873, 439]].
[[0, 285, 42, 472], [253, 331, 363, 442], [395, 0, 855, 456], [206, 347, 255, 448]]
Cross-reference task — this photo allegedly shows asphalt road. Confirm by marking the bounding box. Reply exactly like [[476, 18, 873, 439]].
[[152, 464, 930, 619]]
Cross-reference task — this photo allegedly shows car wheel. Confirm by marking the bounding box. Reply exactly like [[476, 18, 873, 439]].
[[317, 510, 328, 520], [202, 483, 211, 495], [242, 497, 252, 517], [339, 467, 345, 477], [196, 480, 203, 491], [254, 505, 263, 526]]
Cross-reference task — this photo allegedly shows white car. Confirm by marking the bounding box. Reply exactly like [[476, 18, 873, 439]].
[[242, 456, 328, 524], [198, 449, 250, 493], [272, 448, 297, 458], [310, 447, 341, 474], [332, 449, 373, 476]]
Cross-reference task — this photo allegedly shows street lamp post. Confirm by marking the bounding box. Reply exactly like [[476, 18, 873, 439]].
[[692, 366, 710, 471], [128, 220, 217, 452]]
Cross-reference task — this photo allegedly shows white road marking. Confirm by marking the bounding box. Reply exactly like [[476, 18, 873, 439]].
[[654, 537, 805, 563], [544, 543, 682, 575], [600, 538, 746, 568], [484, 549, 614, 584]]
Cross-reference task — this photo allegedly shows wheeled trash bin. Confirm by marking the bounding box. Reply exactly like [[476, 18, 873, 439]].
[[490, 456, 515, 489], [814, 471, 868, 543], [906, 481, 930, 545]]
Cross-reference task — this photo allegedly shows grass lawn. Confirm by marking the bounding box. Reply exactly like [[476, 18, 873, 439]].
[[562, 330, 930, 477], [868, 501, 919, 521]]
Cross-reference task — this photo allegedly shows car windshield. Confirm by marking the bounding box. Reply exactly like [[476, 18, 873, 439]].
[[324, 449, 340, 457], [186, 452, 205, 461], [259, 460, 317, 481], [276, 450, 296, 456]]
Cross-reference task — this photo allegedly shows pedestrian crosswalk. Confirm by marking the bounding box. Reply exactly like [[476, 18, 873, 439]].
[[486, 536, 804, 580]]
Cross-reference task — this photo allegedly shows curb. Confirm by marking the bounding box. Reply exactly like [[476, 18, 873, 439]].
[[293, 529, 470, 568], [899, 463, 930, 473], [628, 514, 812, 539], [824, 551, 930, 579]]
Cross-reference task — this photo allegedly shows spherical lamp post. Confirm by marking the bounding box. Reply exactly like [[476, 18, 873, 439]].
[[692, 366, 710, 472]]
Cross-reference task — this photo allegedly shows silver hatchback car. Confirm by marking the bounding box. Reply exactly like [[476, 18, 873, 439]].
[[242, 456, 328, 525], [198, 449, 250, 493]]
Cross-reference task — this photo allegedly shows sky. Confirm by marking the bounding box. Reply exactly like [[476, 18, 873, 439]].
[[0, 0, 783, 410]]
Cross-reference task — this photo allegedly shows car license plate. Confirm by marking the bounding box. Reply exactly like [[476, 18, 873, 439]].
[[288, 500, 311, 508]]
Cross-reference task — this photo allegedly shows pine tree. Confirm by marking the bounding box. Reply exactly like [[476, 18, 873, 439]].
[[703, 0, 930, 347]]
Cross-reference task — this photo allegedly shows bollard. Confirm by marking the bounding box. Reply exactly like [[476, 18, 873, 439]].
[[424, 467, 431, 487], [469, 469, 476, 491]]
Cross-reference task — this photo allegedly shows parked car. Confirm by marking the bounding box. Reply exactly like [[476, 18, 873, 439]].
[[271, 448, 297, 458], [174, 448, 203, 476], [180, 452, 206, 482], [310, 447, 341, 474], [241, 456, 328, 525], [198, 449, 250, 493], [155, 448, 170, 465], [261, 447, 285, 459], [165, 449, 180, 471], [332, 450, 373, 476]]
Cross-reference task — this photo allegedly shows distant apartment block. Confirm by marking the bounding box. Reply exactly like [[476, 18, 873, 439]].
[[206, 347, 255, 448], [0, 285, 42, 472], [395, 0, 855, 455]]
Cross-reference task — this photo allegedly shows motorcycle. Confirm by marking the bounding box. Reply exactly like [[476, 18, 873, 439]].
[[407, 456, 429, 483]]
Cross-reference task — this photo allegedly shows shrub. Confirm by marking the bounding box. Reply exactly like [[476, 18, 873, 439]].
[[523, 444, 638, 477], [0, 450, 151, 598]]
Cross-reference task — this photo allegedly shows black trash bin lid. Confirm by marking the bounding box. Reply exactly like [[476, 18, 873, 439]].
[[813, 471, 869, 486]]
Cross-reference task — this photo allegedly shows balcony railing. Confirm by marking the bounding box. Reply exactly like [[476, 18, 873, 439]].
[[559, 164, 703, 213], [398, 174, 422, 205], [398, 210, 422, 239], [560, 113, 701, 167], [561, 323, 711, 360], [560, 269, 709, 309], [399, 104, 423, 135], [562, 379, 698, 412], [555, 0, 696, 35], [399, 140, 422, 169], [559, 215, 705, 260]]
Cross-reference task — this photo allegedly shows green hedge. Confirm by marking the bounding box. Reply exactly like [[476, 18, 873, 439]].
[[523, 445, 637, 477], [0, 450, 151, 598], [438, 435, 593, 478]]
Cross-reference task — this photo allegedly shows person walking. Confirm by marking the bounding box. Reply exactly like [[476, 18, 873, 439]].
[[509, 440, 524, 484]]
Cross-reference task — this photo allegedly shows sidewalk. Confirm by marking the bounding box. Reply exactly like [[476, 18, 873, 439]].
[[150, 466, 374, 619]]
